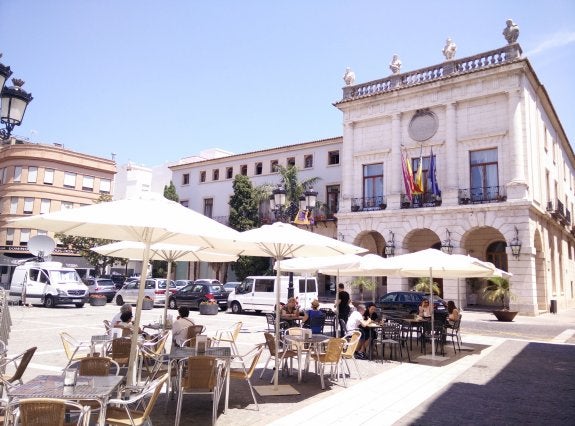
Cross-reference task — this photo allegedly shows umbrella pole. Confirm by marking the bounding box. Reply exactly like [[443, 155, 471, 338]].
[[429, 267, 435, 358], [163, 261, 172, 330], [273, 258, 282, 389], [127, 239, 152, 386]]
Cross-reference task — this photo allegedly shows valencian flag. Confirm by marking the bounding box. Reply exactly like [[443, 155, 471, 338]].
[[429, 147, 441, 197], [401, 150, 416, 201]]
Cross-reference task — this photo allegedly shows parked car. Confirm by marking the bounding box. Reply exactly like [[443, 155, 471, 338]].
[[115, 278, 177, 306], [174, 279, 194, 290], [168, 279, 228, 311], [84, 277, 116, 302], [223, 281, 241, 293], [376, 291, 446, 317]]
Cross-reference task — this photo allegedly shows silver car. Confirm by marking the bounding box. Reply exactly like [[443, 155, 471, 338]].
[[115, 278, 176, 306]]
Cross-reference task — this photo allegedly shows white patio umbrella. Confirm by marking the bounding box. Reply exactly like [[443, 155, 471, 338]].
[[9, 192, 241, 384], [92, 241, 238, 327], [235, 222, 367, 393]]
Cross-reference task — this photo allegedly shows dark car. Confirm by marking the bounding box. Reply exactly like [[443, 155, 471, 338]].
[[376, 291, 446, 317], [84, 278, 116, 302], [168, 279, 228, 311]]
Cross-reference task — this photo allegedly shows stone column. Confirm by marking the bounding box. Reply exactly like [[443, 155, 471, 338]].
[[341, 121, 355, 211], [445, 103, 457, 190], [389, 113, 403, 207], [507, 89, 528, 199]]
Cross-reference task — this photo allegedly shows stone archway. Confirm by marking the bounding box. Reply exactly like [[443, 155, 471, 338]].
[[352, 230, 386, 300]]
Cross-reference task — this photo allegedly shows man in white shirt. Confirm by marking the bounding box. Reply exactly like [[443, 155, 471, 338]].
[[171, 306, 195, 347], [346, 304, 371, 359]]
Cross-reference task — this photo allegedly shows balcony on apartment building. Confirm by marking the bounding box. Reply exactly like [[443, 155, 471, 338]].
[[546, 199, 572, 229], [458, 186, 507, 205], [351, 196, 387, 212]]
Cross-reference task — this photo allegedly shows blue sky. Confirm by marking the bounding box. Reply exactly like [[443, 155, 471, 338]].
[[1, 1, 574, 167]]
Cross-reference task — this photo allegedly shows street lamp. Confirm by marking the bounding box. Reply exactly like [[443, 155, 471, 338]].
[[509, 226, 522, 259], [384, 231, 395, 257], [440, 229, 454, 254], [0, 53, 33, 140]]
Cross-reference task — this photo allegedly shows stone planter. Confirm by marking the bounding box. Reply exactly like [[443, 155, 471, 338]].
[[142, 299, 154, 310], [492, 310, 518, 322], [199, 303, 219, 315], [89, 297, 107, 306]]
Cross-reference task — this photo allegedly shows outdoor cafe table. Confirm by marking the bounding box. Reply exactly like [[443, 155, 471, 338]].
[[8, 374, 123, 426], [282, 334, 330, 383], [167, 346, 232, 413]]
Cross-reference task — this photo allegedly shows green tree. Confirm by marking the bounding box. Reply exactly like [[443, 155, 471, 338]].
[[228, 174, 269, 279], [55, 194, 126, 277], [413, 277, 441, 295], [163, 181, 179, 202]]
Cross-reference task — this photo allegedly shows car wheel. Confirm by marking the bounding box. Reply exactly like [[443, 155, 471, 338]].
[[116, 295, 124, 306], [44, 296, 55, 308], [231, 301, 242, 314], [168, 298, 177, 310]]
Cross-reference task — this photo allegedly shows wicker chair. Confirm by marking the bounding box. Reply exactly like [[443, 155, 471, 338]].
[[175, 356, 224, 426], [15, 398, 90, 426], [60, 333, 91, 368], [259, 332, 298, 383], [109, 338, 132, 367], [181, 325, 206, 348], [308, 338, 346, 389], [340, 331, 362, 379], [78, 356, 120, 377], [211, 322, 242, 355], [105, 373, 168, 426], [229, 344, 265, 410], [0, 346, 37, 392]]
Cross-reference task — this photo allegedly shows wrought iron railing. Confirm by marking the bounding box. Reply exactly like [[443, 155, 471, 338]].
[[458, 186, 507, 204], [350, 196, 387, 212], [400, 193, 441, 209]]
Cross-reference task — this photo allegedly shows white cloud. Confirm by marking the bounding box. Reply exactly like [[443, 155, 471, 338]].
[[525, 31, 575, 56]]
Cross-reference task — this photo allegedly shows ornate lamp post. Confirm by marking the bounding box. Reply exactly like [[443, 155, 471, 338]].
[[440, 229, 454, 254], [0, 53, 33, 140]]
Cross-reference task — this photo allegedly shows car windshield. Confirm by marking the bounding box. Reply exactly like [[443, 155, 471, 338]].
[[49, 270, 81, 284]]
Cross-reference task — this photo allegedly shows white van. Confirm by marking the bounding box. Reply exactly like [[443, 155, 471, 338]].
[[227, 275, 318, 314], [8, 261, 89, 308]]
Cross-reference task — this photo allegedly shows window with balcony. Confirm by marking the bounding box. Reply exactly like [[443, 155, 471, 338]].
[[328, 150, 340, 165], [226, 167, 233, 179], [200, 171, 206, 183], [255, 162, 263, 175], [63, 172, 77, 189], [270, 160, 279, 173], [40, 199, 51, 214], [363, 164, 383, 208], [182, 173, 190, 185], [240, 165, 248, 176], [28, 166, 38, 183], [19, 229, 30, 246], [470, 148, 499, 202], [213, 169, 219, 181], [204, 198, 213, 218], [44, 168, 54, 185], [304, 155, 313, 168], [326, 185, 340, 217], [23, 198, 34, 214]]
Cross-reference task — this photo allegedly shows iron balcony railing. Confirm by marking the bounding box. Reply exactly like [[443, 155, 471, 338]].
[[351, 196, 387, 212], [458, 186, 507, 205], [400, 193, 441, 209]]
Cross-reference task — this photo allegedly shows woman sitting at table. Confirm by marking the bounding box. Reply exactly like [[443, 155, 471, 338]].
[[113, 311, 143, 337], [446, 300, 460, 324], [358, 303, 378, 355], [302, 299, 324, 334], [281, 297, 301, 327], [418, 299, 432, 318]]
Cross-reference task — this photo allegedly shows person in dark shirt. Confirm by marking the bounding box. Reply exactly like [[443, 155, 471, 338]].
[[335, 283, 351, 323]]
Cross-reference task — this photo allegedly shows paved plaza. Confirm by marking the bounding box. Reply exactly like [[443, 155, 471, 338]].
[[4, 303, 575, 425]]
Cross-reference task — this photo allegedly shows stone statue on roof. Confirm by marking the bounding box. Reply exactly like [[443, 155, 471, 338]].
[[343, 67, 356, 86], [503, 19, 519, 44], [442, 38, 457, 60], [389, 54, 402, 74]]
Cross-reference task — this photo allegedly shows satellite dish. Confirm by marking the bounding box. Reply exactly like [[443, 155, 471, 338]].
[[27, 235, 56, 261]]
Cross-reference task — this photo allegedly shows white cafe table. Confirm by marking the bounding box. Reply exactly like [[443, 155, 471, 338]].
[[8, 374, 123, 426], [282, 334, 330, 383]]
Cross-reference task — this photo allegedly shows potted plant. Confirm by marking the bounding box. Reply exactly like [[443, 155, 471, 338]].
[[89, 294, 107, 306], [483, 277, 518, 321], [350, 277, 376, 303], [413, 277, 441, 296], [199, 299, 219, 315], [142, 295, 154, 310]]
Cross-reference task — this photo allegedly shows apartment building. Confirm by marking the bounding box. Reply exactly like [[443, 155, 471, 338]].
[[0, 138, 116, 282]]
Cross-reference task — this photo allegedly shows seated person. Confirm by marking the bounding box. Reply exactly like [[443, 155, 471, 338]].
[[358, 303, 378, 356], [346, 304, 372, 359], [110, 303, 132, 335], [171, 306, 196, 347], [113, 311, 142, 337], [302, 299, 325, 334], [446, 300, 460, 324], [418, 299, 432, 318], [281, 297, 301, 327]]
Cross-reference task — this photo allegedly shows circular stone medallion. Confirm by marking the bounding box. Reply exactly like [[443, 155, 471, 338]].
[[408, 110, 438, 142]]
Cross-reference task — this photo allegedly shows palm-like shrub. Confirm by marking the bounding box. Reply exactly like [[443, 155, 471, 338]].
[[483, 277, 516, 309]]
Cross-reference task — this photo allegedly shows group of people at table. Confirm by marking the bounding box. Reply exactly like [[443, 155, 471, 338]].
[[278, 283, 461, 361]]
